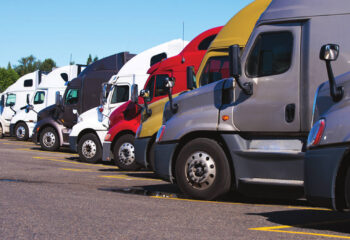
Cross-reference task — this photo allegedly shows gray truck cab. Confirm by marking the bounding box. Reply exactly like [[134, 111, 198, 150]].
[[154, 0, 350, 200], [305, 44, 350, 211]]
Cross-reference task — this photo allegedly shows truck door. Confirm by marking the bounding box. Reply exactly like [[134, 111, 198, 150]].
[[33, 90, 47, 113], [61, 88, 80, 128], [231, 23, 301, 133]]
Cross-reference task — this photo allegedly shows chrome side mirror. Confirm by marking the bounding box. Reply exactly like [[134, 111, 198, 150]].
[[131, 84, 139, 104], [320, 44, 339, 61]]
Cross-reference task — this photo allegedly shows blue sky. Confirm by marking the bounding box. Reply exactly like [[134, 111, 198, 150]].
[[0, 0, 253, 68]]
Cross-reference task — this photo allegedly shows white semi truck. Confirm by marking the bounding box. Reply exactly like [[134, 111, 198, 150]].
[[69, 39, 188, 163], [10, 65, 84, 140]]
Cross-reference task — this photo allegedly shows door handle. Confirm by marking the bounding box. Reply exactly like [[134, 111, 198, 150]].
[[285, 104, 295, 123]]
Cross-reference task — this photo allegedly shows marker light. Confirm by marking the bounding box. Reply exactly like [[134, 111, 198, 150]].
[[307, 119, 326, 147], [156, 125, 166, 143], [222, 115, 229, 121], [104, 134, 112, 141], [99, 106, 104, 113]]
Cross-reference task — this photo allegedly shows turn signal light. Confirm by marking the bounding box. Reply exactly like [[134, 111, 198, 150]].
[[307, 119, 326, 147], [222, 115, 229, 121], [99, 107, 104, 113], [104, 134, 112, 141], [156, 125, 166, 143]]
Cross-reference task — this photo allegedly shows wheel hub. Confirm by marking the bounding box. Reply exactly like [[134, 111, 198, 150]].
[[118, 142, 135, 166], [43, 132, 56, 148], [16, 126, 25, 138], [185, 151, 216, 190], [82, 140, 97, 159]]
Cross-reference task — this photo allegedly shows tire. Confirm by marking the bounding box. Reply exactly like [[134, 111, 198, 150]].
[[0, 124, 4, 139], [175, 138, 232, 200], [148, 140, 156, 171], [39, 127, 60, 151], [15, 122, 29, 141], [78, 133, 102, 164], [345, 166, 350, 209], [113, 134, 140, 170]]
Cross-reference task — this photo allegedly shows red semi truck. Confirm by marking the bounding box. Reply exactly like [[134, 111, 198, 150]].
[[101, 26, 222, 169]]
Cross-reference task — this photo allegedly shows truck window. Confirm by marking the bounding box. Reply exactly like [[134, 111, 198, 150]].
[[198, 35, 217, 51], [144, 76, 155, 101], [34, 91, 45, 105], [111, 85, 130, 104], [246, 32, 293, 77], [199, 56, 230, 86], [5, 94, 16, 107], [155, 75, 169, 97], [65, 89, 79, 105], [24, 79, 33, 87]]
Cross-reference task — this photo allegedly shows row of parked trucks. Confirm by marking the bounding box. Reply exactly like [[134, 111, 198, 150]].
[[2, 0, 350, 211]]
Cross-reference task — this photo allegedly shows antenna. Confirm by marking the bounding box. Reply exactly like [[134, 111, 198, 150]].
[[182, 21, 185, 63]]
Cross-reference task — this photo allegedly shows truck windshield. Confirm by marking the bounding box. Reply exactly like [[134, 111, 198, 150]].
[[111, 85, 129, 104], [34, 91, 45, 105], [200, 56, 230, 86], [65, 89, 79, 105], [5, 94, 16, 107]]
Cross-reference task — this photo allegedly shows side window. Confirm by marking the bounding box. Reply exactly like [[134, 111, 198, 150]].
[[144, 76, 155, 101], [64, 89, 79, 105], [6, 94, 16, 107], [24, 79, 33, 87], [34, 91, 45, 105], [111, 85, 130, 104], [155, 75, 169, 97], [246, 32, 293, 77], [198, 34, 217, 51], [199, 56, 230, 86]]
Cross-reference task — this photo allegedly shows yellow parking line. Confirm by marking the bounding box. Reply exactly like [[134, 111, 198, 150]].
[[60, 168, 97, 172], [250, 219, 350, 239], [3, 142, 34, 146], [100, 175, 162, 182], [16, 148, 79, 156], [32, 156, 119, 169]]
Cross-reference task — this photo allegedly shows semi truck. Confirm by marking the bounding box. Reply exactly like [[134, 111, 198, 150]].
[[10, 65, 84, 141], [32, 52, 135, 151], [134, 0, 272, 171], [153, 0, 350, 200], [0, 70, 47, 137], [305, 45, 350, 211], [68, 39, 187, 163], [101, 27, 221, 170]]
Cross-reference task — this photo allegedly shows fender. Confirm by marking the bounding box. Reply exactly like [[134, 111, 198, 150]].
[[108, 118, 139, 141], [35, 117, 65, 146]]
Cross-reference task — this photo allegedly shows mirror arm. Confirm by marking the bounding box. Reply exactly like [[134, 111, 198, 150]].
[[10, 106, 16, 114], [235, 76, 253, 95], [325, 60, 343, 102]]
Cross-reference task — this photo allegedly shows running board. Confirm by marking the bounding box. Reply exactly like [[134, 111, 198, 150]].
[[239, 178, 304, 187]]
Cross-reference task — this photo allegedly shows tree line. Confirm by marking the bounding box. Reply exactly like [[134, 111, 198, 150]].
[[0, 54, 98, 92]]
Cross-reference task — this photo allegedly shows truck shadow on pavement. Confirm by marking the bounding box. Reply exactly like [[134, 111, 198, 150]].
[[248, 209, 350, 235]]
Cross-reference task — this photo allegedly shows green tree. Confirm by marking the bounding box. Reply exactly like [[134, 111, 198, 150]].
[[39, 58, 56, 72], [93, 56, 98, 62], [87, 54, 92, 65], [14, 55, 41, 76], [7, 62, 12, 70], [0, 68, 19, 92]]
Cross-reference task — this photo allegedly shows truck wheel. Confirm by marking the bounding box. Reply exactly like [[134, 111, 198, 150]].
[[148, 141, 156, 172], [113, 134, 140, 170], [345, 166, 350, 209], [175, 138, 232, 200], [0, 124, 3, 139], [40, 127, 59, 151], [15, 122, 29, 141], [78, 133, 102, 164]]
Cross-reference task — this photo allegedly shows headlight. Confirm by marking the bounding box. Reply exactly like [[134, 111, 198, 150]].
[[156, 125, 166, 143], [77, 116, 83, 123], [307, 118, 326, 148]]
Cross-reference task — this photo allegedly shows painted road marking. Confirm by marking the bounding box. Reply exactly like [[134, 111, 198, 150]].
[[3, 142, 34, 145], [100, 175, 163, 182], [32, 156, 119, 169], [17, 148, 79, 156], [60, 168, 97, 172], [250, 219, 350, 239], [150, 196, 331, 211]]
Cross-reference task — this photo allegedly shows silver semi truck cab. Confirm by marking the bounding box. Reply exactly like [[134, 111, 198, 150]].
[[305, 45, 350, 211], [154, 0, 350, 200]]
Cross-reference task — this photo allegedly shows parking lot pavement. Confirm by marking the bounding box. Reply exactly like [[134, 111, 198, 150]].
[[1, 138, 350, 240]]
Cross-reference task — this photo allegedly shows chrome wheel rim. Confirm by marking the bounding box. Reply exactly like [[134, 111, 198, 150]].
[[185, 151, 216, 190], [16, 126, 26, 139], [43, 132, 56, 148], [82, 140, 97, 159], [118, 142, 135, 166]]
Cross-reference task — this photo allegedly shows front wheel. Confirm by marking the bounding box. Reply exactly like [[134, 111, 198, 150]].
[[78, 133, 102, 164], [40, 127, 60, 151], [15, 122, 29, 141], [345, 166, 350, 209], [0, 124, 4, 139], [175, 138, 232, 200], [113, 134, 140, 170]]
